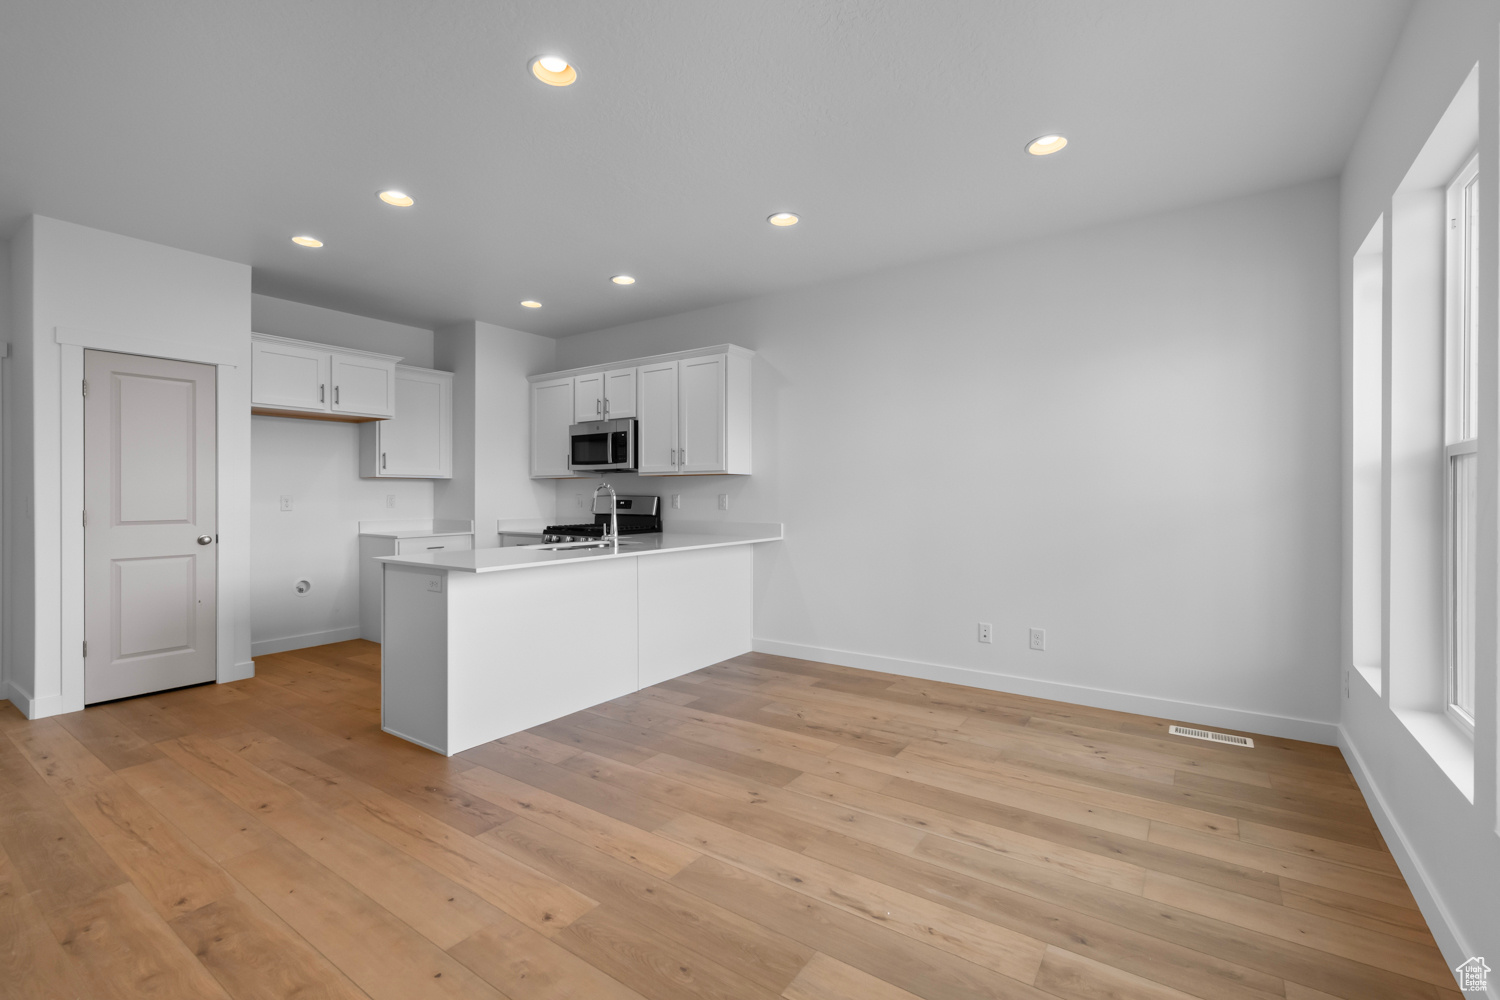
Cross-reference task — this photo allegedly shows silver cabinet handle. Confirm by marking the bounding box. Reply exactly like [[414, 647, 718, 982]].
[[381, 452, 387, 470], [334, 385, 340, 405], [319, 383, 325, 402], [196, 535, 213, 545], [680, 447, 686, 465], [566, 454, 571, 469], [596, 398, 602, 415], [426, 545, 443, 550]]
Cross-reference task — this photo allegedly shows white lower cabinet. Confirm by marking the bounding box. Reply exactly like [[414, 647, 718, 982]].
[[530, 376, 578, 478], [358, 531, 473, 641], [360, 366, 453, 478]]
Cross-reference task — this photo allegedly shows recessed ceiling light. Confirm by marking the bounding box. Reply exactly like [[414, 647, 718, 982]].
[[611, 275, 636, 285], [520, 300, 542, 308], [768, 212, 799, 227], [1026, 134, 1068, 156], [531, 55, 577, 87], [291, 235, 323, 248], [378, 190, 414, 207]]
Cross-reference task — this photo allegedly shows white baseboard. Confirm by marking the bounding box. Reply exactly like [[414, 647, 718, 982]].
[[219, 659, 256, 684], [1337, 728, 1479, 996], [750, 638, 1341, 745], [252, 627, 363, 658], [1, 681, 68, 720]]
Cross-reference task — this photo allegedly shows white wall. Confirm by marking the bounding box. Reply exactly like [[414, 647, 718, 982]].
[[555, 178, 1343, 741], [248, 297, 436, 652], [435, 320, 556, 545], [250, 415, 433, 654], [251, 293, 433, 368], [1338, 0, 1500, 980], [6, 216, 251, 717]]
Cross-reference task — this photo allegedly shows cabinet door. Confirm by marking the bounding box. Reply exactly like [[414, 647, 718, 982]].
[[574, 372, 604, 423], [603, 367, 637, 419], [378, 369, 451, 477], [531, 377, 576, 477], [636, 362, 679, 475], [678, 355, 726, 473], [332, 353, 396, 417], [252, 339, 329, 412]]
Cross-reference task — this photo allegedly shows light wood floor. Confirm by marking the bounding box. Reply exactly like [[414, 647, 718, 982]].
[[0, 641, 1460, 1000]]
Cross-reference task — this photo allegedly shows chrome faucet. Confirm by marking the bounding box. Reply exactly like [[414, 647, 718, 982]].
[[593, 480, 619, 542]]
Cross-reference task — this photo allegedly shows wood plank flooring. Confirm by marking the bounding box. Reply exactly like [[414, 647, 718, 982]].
[[0, 641, 1461, 999]]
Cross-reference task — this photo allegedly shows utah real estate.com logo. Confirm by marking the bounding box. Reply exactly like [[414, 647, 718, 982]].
[[1457, 956, 1490, 993]]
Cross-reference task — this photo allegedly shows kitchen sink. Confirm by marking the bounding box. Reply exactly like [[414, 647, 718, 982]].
[[527, 539, 649, 551]]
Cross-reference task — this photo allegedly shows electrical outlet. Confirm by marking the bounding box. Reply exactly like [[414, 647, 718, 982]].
[[425, 576, 443, 593], [718, 494, 730, 511], [1028, 628, 1046, 651], [279, 495, 293, 512], [575, 493, 586, 509], [978, 622, 992, 643], [671, 494, 681, 509], [385, 494, 396, 509]]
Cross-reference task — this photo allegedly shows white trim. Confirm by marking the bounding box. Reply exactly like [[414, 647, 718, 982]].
[[751, 638, 1341, 745], [55, 326, 242, 367], [251, 331, 403, 364], [1337, 726, 1485, 996], [252, 626, 363, 658], [3, 680, 67, 720]]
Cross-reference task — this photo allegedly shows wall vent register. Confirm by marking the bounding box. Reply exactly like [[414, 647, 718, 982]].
[[1167, 725, 1254, 748]]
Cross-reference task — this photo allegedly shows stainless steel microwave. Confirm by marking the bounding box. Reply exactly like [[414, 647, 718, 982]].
[[568, 418, 637, 472]]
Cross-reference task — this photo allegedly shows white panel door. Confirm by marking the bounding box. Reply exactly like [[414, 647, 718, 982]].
[[603, 367, 637, 419], [531, 377, 576, 477], [251, 339, 328, 412], [678, 354, 726, 473], [636, 362, 679, 475], [574, 372, 605, 423], [379, 369, 451, 477], [331, 353, 396, 417], [84, 350, 217, 704]]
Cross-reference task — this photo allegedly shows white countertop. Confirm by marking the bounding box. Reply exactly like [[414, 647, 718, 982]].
[[377, 523, 783, 574], [359, 518, 475, 539]]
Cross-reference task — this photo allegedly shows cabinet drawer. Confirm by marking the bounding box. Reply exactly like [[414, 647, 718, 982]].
[[395, 535, 474, 555]]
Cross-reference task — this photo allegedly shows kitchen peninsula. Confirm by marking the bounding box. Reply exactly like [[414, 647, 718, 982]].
[[375, 524, 782, 754]]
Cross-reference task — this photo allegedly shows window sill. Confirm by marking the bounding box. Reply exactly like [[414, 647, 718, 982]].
[[1353, 663, 1382, 696], [1393, 708, 1475, 802]]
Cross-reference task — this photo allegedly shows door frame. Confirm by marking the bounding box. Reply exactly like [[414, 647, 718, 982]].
[[57, 326, 248, 715]]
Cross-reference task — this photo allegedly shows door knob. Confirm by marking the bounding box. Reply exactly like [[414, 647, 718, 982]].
[[197, 535, 213, 545]]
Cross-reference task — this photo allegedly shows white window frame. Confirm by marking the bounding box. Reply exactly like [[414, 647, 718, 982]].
[[1443, 152, 1479, 736]]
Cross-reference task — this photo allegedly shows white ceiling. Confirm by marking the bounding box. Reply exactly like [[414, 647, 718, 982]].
[[0, 0, 1410, 338]]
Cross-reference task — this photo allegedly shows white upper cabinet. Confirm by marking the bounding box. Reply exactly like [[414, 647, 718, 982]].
[[678, 354, 726, 473], [603, 367, 637, 419], [332, 354, 396, 417], [574, 371, 605, 423], [360, 366, 453, 478], [531, 376, 577, 478], [251, 338, 330, 413], [528, 345, 751, 479], [636, 362, 679, 475], [251, 334, 400, 421]]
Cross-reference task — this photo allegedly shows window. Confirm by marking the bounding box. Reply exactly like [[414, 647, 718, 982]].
[[1444, 153, 1478, 734]]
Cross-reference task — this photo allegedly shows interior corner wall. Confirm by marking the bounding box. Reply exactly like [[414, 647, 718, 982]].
[[1338, 0, 1500, 978], [14, 215, 251, 718], [555, 177, 1343, 743], [435, 321, 556, 546]]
